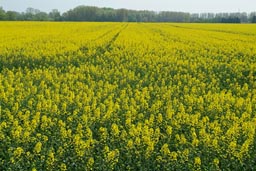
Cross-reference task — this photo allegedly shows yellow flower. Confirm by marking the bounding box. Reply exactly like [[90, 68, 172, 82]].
[[145, 142, 154, 158], [14, 147, 24, 158], [47, 150, 55, 166], [180, 134, 187, 144], [170, 152, 178, 161], [32, 168, 37, 171], [111, 123, 120, 137], [60, 163, 67, 171], [161, 143, 170, 156], [34, 142, 42, 154], [166, 126, 172, 136], [192, 138, 199, 147], [212, 139, 218, 148], [228, 141, 237, 153], [213, 158, 219, 166], [86, 157, 94, 170], [107, 149, 119, 163], [99, 127, 108, 140], [194, 157, 201, 166], [127, 139, 133, 149], [157, 113, 163, 123]]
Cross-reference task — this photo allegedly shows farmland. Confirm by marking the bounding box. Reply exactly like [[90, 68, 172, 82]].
[[0, 22, 256, 170]]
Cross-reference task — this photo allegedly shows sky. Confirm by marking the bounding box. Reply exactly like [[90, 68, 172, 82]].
[[1, 0, 256, 13]]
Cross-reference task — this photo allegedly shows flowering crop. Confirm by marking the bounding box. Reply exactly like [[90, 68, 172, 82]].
[[0, 22, 256, 170]]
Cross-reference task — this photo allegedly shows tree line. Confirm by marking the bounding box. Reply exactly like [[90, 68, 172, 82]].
[[1, 5, 256, 23]]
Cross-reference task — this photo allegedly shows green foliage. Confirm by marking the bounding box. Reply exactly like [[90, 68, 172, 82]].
[[0, 6, 256, 23]]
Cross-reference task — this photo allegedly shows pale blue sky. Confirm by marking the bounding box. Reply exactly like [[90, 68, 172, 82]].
[[1, 0, 255, 13]]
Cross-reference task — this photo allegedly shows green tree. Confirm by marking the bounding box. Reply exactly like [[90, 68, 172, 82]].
[[49, 9, 61, 21], [34, 12, 49, 21], [25, 7, 40, 20], [6, 11, 19, 20], [0, 7, 6, 20], [116, 9, 128, 22], [252, 16, 256, 23], [63, 6, 98, 21]]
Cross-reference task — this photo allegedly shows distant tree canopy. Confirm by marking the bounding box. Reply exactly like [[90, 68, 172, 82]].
[[252, 16, 256, 23], [0, 7, 6, 20], [220, 17, 241, 23], [0, 6, 255, 23]]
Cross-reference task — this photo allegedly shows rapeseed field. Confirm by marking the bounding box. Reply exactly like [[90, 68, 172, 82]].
[[0, 22, 256, 170]]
